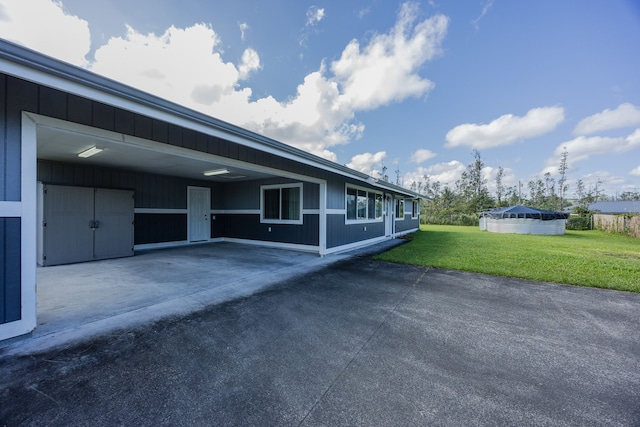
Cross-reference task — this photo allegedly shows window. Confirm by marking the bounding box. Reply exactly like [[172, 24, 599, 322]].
[[346, 185, 382, 222], [346, 187, 357, 220], [412, 199, 420, 219], [261, 183, 302, 224], [357, 190, 367, 220], [395, 199, 405, 220]]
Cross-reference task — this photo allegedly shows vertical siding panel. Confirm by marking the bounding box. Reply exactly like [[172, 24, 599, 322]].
[[67, 94, 92, 125], [39, 86, 67, 120], [92, 102, 115, 131], [182, 128, 196, 150], [134, 114, 152, 139], [7, 77, 38, 201], [114, 109, 135, 135], [168, 124, 183, 147], [152, 119, 168, 143], [207, 135, 220, 155], [195, 132, 207, 152], [228, 141, 239, 160]]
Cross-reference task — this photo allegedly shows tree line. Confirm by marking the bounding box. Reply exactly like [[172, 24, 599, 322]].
[[407, 149, 640, 217]]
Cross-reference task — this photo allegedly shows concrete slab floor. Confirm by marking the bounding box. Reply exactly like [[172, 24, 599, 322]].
[[1, 240, 404, 356]]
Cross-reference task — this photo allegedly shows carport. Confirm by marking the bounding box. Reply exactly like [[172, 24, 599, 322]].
[[0, 40, 422, 342], [6, 242, 348, 353]]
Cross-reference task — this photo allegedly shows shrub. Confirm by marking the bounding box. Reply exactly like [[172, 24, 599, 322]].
[[421, 213, 479, 226], [567, 215, 590, 230]]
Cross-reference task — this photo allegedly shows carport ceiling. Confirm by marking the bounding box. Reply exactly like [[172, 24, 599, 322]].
[[36, 125, 274, 182]]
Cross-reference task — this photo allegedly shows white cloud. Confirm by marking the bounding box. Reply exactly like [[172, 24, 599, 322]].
[[404, 160, 465, 189], [573, 103, 640, 135], [541, 128, 640, 175], [471, 0, 494, 31], [238, 48, 261, 80], [630, 165, 640, 177], [0, 0, 90, 66], [410, 148, 437, 163], [332, 4, 448, 111], [445, 106, 565, 149], [239, 22, 249, 41], [306, 6, 325, 26], [3, 0, 448, 163], [346, 151, 386, 177]]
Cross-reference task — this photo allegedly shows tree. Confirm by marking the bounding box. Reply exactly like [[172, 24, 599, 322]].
[[495, 166, 505, 206], [575, 179, 586, 207], [457, 150, 493, 212], [558, 147, 569, 211]]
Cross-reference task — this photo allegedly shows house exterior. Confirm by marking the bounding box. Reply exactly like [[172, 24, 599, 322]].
[[589, 201, 640, 238], [588, 201, 640, 214], [0, 40, 421, 341]]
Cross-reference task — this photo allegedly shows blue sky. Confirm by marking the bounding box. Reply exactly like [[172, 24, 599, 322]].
[[1, 0, 639, 197]]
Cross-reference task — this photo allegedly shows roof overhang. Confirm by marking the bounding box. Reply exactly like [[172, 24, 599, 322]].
[[0, 40, 420, 198]]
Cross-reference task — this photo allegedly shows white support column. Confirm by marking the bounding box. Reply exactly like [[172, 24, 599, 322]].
[[318, 181, 327, 256], [0, 113, 37, 341]]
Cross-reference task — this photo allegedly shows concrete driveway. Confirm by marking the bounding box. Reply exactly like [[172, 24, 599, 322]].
[[1, 248, 639, 425]]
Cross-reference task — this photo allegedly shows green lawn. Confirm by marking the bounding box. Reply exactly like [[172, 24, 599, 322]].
[[374, 225, 640, 293]]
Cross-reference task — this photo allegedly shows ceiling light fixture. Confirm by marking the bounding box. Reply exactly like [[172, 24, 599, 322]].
[[78, 146, 104, 158], [203, 168, 230, 176]]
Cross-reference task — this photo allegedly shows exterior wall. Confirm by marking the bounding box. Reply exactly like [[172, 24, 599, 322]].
[[0, 69, 420, 335], [38, 160, 321, 246], [395, 213, 420, 233], [484, 218, 567, 235]]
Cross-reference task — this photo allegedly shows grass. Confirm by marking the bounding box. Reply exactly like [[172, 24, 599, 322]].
[[374, 225, 640, 293]]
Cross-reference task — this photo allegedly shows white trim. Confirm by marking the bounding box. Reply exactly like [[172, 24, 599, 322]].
[[221, 237, 320, 254], [302, 209, 320, 215], [323, 235, 389, 256], [396, 228, 419, 238], [260, 183, 304, 225], [0, 113, 37, 341], [344, 184, 384, 224], [211, 209, 260, 215], [134, 240, 190, 251], [135, 208, 188, 214], [411, 199, 420, 219], [395, 198, 406, 221], [319, 182, 327, 256], [0, 201, 21, 217], [326, 209, 344, 215]]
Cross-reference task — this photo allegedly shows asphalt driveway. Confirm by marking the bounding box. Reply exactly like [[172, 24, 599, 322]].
[[1, 254, 639, 426]]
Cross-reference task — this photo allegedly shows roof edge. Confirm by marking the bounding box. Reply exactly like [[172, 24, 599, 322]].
[[0, 40, 422, 198]]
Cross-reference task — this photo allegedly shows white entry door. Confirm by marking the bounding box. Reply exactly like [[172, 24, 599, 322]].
[[385, 195, 394, 237], [188, 186, 210, 242]]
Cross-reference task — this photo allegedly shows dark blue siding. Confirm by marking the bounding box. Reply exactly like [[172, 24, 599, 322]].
[[326, 214, 384, 248], [217, 214, 319, 246], [135, 214, 187, 244], [395, 215, 419, 232], [6, 76, 37, 201], [38, 160, 222, 210], [0, 218, 21, 323], [303, 182, 320, 209], [327, 177, 345, 209]]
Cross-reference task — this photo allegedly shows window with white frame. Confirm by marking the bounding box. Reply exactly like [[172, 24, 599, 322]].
[[395, 198, 405, 220], [412, 199, 420, 218], [346, 185, 383, 222], [261, 183, 303, 224]]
